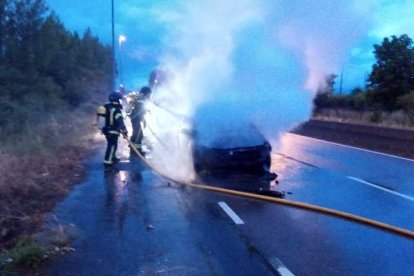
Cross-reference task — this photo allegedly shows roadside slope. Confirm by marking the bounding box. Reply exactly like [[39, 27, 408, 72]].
[[291, 119, 414, 159]]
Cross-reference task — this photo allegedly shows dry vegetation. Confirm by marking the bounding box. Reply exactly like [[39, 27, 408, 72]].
[[313, 108, 414, 130], [0, 149, 82, 245], [0, 103, 101, 250]]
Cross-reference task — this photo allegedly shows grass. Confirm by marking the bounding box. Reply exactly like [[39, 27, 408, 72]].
[[0, 101, 103, 274], [0, 237, 46, 272], [0, 147, 86, 236], [1, 226, 76, 272], [10, 238, 46, 268], [313, 108, 414, 129]]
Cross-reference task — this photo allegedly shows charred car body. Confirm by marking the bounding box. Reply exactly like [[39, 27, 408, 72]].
[[192, 123, 272, 175], [190, 100, 275, 180]]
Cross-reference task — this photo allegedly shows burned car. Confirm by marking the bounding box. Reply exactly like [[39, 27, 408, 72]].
[[144, 70, 281, 196], [192, 125, 272, 174], [190, 101, 274, 178]]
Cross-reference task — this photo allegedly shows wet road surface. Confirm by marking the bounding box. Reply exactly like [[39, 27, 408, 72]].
[[41, 133, 414, 275], [40, 152, 276, 275]]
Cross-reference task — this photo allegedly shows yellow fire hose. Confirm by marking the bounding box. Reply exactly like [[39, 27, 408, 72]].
[[123, 136, 414, 240]]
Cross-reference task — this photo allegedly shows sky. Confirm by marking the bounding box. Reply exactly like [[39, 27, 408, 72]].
[[45, 0, 414, 179], [45, 0, 414, 93]]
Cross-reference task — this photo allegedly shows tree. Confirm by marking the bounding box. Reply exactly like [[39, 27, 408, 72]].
[[0, 0, 8, 60], [0, 0, 113, 134], [348, 87, 366, 112], [316, 73, 337, 95], [10, 0, 48, 75], [368, 34, 414, 110]]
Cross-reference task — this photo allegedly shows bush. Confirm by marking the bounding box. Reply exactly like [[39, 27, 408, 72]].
[[397, 91, 414, 125], [370, 110, 383, 123], [350, 92, 367, 111]]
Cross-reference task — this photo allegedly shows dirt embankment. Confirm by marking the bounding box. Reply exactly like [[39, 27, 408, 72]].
[[0, 147, 86, 248], [0, 131, 104, 251], [291, 119, 414, 159]]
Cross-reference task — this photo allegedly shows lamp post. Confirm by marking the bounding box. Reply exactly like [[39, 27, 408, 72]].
[[111, 0, 115, 89], [118, 35, 126, 86], [339, 66, 343, 95]]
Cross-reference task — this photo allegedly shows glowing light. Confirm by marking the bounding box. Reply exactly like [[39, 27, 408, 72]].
[[119, 170, 127, 183], [119, 35, 126, 44]]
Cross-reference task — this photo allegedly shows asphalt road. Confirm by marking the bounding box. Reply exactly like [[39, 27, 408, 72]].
[[40, 133, 414, 275]]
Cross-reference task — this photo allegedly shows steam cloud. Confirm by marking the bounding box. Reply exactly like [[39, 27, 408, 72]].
[[142, 0, 375, 181], [275, 1, 375, 91]]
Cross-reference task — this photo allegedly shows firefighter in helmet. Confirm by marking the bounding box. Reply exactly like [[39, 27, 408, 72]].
[[103, 91, 128, 170], [128, 86, 151, 152]]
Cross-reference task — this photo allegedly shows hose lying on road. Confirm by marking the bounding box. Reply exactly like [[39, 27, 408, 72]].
[[123, 136, 414, 240]]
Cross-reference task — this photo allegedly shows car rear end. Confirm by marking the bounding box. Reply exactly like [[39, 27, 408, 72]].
[[193, 141, 271, 174]]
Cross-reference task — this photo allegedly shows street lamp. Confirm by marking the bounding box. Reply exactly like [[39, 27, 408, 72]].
[[119, 34, 126, 44], [118, 35, 126, 86], [111, 0, 115, 89]]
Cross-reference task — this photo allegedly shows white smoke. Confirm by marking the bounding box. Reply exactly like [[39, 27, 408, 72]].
[[275, 0, 376, 91], [141, 0, 375, 181]]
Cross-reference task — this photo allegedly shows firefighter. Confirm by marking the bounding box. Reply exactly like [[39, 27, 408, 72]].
[[128, 86, 151, 152], [103, 91, 128, 170]]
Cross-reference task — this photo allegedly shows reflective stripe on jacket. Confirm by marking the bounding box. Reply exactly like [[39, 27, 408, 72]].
[[104, 102, 127, 135]]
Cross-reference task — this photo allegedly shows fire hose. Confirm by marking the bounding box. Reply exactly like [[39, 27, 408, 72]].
[[123, 136, 414, 240]]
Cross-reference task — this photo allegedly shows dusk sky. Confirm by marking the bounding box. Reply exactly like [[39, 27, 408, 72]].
[[45, 0, 414, 93], [45, 1, 414, 148]]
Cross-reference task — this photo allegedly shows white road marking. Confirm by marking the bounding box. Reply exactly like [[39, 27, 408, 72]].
[[218, 202, 244, 225], [269, 257, 295, 276], [287, 133, 414, 163], [347, 176, 414, 202]]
